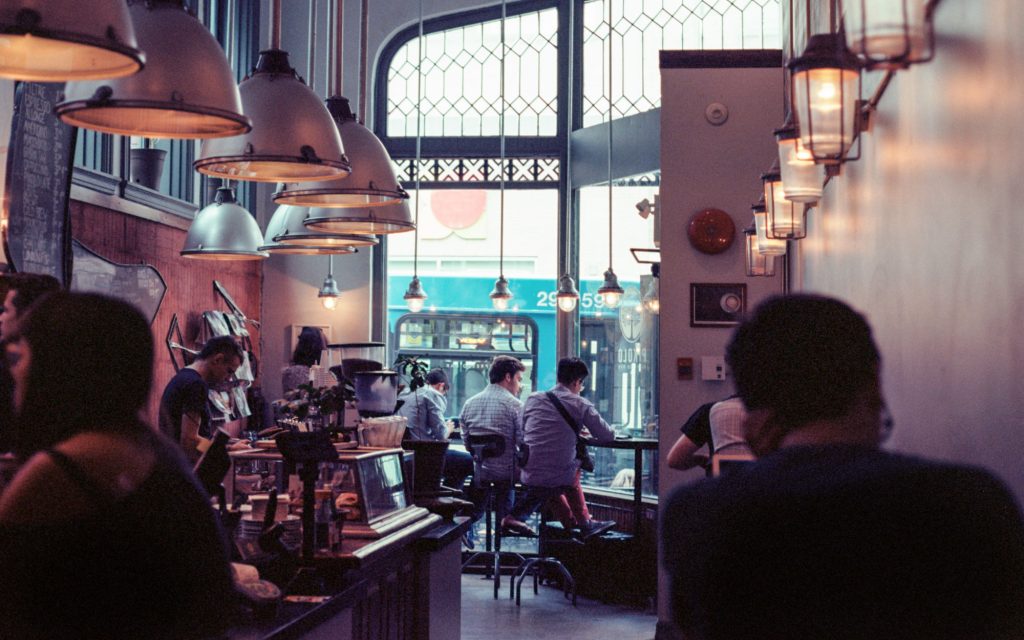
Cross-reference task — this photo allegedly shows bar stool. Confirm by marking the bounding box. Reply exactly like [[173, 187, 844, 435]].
[[460, 433, 526, 599], [511, 509, 578, 606]]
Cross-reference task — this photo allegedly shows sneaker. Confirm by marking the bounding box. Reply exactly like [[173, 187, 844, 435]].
[[575, 519, 615, 540], [461, 529, 477, 550], [500, 516, 538, 537]]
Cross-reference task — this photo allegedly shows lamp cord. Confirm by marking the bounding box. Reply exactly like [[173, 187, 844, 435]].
[[359, 0, 369, 124], [606, 0, 613, 272], [307, 0, 317, 89], [498, 0, 507, 280], [270, 0, 282, 50], [413, 0, 424, 278]]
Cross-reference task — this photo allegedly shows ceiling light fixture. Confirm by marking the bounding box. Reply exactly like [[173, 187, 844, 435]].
[[180, 182, 269, 260], [275, 0, 408, 209], [260, 204, 377, 252], [194, 0, 351, 182], [0, 1, 143, 82], [596, 1, 623, 310], [318, 255, 342, 310], [403, 0, 428, 314], [55, 0, 250, 139], [489, 0, 513, 312]]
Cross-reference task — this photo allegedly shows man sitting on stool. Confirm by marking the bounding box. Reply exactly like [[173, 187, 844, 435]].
[[397, 368, 472, 490], [501, 357, 616, 540]]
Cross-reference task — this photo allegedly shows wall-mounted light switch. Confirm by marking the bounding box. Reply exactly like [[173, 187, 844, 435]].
[[701, 356, 727, 381]]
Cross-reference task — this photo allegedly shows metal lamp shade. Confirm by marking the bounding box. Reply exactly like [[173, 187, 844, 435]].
[[0, 0, 143, 81], [56, 0, 249, 139], [597, 269, 625, 309], [181, 187, 268, 260], [752, 200, 787, 256], [762, 164, 807, 240], [274, 97, 408, 207], [775, 124, 824, 204], [195, 49, 351, 182], [261, 205, 376, 251], [556, 273, 580, 312], [744, 224, 776, 277], [842, 0, 933, 69], [789, 34, 862, 163], [490, 276, 513, 311], [302, 194, 415, 235], [403, 276, 428, 313]]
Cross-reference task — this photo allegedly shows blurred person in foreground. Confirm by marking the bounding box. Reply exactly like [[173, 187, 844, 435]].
[[0, 273, 60, 450], [662, 294, 1024, 640], [0, 292, 235, 639]]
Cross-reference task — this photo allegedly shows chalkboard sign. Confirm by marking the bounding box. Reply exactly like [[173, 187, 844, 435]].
[[70, 239, 167, 325], [3, 82, 75, 285]]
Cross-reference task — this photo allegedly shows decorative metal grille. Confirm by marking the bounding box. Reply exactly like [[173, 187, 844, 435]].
[[395, 157, 560, 185], [582, 0, 782, 126], [385, 6, 559, 138]]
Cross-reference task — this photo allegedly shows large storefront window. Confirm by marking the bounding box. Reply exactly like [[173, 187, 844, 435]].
[[387, 188, 558, 416]]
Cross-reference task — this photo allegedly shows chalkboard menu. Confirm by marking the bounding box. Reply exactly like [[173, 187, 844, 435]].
[[71, 240, 167, 325], [3, 82, 75, 285]]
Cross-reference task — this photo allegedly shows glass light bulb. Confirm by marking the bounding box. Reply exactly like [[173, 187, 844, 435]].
[[601, 290, 622, 309], [406, 297, 425, 313], [557, 294, 578, 312], [492, 296, 509, 311], [321, 296, 338, 310]]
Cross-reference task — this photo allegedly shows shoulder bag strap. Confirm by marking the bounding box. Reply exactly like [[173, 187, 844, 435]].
[[545, 391, 582, 437]]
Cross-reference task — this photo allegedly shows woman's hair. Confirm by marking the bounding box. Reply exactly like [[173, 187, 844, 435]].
[[291, 327, 327, 367], [10, 292, 153, 455]]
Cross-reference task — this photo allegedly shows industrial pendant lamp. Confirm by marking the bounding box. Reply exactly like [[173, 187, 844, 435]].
[[789, 31, 862, 164], [296, 6, 413, 232], [641, 264, 660, 314], [841, 0, 935, 69], [56, 0, 250, 139], [752, 198, 787, 257], [762, 160, 807, 240], [489, 0, 513, 312], [0, 1, 143, 82], [318, 255, 342, 310], [194, 0, 351, 182], [180, 182, 269, 260], [274, 0, 408, 210], [260, 205, 377, 252], [596, 0, 623, 310], [403, 0, 428, 314], [744, 223, 776, 277], [556, 274, 580, 313]]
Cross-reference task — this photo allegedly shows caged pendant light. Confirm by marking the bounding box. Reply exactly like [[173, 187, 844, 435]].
[[752, 198, 787, 257], [403, 0, 428, 313], [275, 0, 409, 212], [56, 0, 250, 139], [841, 0, 936, 70], [596, 0, 623, 310], [762, 160, 807, 240], [744, 223, 776, 277], [194, 0, 351, 182], [318, 255, 342, 310], [0, 0, 143, 82], [488, 0, 513, 312]]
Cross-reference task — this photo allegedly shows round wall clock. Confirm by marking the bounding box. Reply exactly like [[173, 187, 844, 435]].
[[687, 208, 735, 255]]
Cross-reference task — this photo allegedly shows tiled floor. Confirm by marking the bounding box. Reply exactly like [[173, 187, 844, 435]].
[[461, 572, 657, 640]]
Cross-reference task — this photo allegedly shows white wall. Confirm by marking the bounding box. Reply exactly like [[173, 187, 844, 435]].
[[800, 0, 1024, 498]]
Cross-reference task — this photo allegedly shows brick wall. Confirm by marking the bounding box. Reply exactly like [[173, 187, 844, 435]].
[[69, 201, 262, 427]]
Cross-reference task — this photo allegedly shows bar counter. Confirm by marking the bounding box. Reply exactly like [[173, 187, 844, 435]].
[[228, 516, 470, 640]]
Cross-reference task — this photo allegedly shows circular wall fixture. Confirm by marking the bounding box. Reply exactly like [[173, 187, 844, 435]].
[[687, 208, 736, 254]]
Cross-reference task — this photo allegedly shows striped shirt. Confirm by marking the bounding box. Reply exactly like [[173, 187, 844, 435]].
[[459, 383, 523, 482]]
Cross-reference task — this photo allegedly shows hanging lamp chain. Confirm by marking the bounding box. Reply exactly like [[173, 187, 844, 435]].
[[498, 0, 507, 280], [606, 0, 613, 272], [412, 0, 424, 277]]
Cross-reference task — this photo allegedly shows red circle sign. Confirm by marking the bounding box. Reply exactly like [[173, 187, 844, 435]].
[[430, 189, 486, 230], [687, 208, 735, 254]]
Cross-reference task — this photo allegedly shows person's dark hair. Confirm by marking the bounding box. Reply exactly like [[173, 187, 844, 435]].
[[488, 355, 525, 384], [557, 357, 589, 386], [726, 294, 881, 429], [291, 326, 327, 367], [10, 292, 154, 455], [0, 272, 60, 316], [198, 335, 244, 362], [425, 368, 449, 387]]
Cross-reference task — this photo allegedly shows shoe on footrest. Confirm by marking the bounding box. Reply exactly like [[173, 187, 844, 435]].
[[500, 517, 538, 537], [575, 519, 615, 541]]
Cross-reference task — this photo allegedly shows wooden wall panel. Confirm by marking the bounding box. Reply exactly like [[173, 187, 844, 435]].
[[69, 201, 262, 427]]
